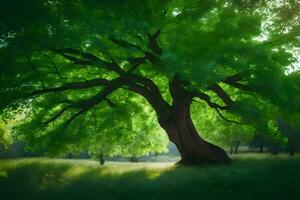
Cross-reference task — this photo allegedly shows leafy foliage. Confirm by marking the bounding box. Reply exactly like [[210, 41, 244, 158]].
[[0, 0, 299, 155], [0, 121, 12, 147]]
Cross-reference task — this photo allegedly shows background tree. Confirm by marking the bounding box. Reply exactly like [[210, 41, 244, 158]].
[[0, 120, 12, 149], [191, 101, 255, 154], [0, 0, 299, 165], [79, 99, 168, 164]]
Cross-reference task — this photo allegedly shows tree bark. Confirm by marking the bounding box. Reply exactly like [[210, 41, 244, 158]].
[[162, 116, 230, 165], [159, 90, 230, 165], [130, 75, 231, 165]]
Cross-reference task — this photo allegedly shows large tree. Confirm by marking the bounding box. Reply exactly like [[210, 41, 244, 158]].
[[0, 0, 299, 165]]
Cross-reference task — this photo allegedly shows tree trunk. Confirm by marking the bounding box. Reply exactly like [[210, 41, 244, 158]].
[[67, 152, 73, 159], [230, 145, 234, 155], [234, 141, 240, 154], [99, 153, 105, 165], [259, 144, 264, 153], [270, 144, 279, 155], [163, 122, 230, 165], [159, 95, 231, 165], [288, 138, 295, 156], [130, 156, 139, 162]]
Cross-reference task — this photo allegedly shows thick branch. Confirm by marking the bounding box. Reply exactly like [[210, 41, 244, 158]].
[[127, 56, 147, 73], [192, 91, 229, 110], [31, 78, 110, 96], [51, 48, 125, 74], [34, 47, 170, 127], [223, 80, 253, 91], [109, 33, 161, 71], [126, 83, 170, 123], [191, 73, 251, 126], [208, 83, 233, 106], [200, 73, 252, 109], [147, 29, 162, 55], [169, 75, 190, 101], [64, 77, 125, 126], [61, 73, 168, 126], [222, 73, 253, 91], [109, 37, 142, 51], [104, 98, 116, 108]]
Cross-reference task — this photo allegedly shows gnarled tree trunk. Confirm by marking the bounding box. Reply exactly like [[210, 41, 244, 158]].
[[160, 102, 230, 165], [157, 77, 231, 165], [129, 73, 231, 165]]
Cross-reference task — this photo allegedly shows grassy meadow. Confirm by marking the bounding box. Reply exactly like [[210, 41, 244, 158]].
[[1, 154, 300, 200]]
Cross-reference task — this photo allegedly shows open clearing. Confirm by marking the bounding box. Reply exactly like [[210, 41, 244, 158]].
[[1, 154, 300, 200]]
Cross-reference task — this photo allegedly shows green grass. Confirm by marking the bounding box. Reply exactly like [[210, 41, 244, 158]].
[[1, 154, 300, 200]]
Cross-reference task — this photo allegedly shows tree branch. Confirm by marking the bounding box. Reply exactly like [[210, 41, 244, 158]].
[[63, 77, 126, 126], [192, 91, 229, 110], [126, 82, 170, 122], [41, 52, 62, 78], [214, 108, 246, 125], [109, 37, 143, 51], [31, 78, 110, 96], [208, 83, 233, 106], [192, 99, 245, 125], [109, 29, 163, 73], [51, 48, 126, 74], [127, 56, 147, 73], [147, 29, 162, 55], [222, 73, 253, 91], [34, 46, 171, 127], [104, 98, 116, 108], [26, 56, 46, 88], [41, 106, 69, 126]]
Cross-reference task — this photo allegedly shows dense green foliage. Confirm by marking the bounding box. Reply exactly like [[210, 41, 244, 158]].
[[1, 156, 300, 200], [0, 0, 299, 155], [82, 102, 169, 158], [0, 121, 12, 147], [192, 102, 255, 147]]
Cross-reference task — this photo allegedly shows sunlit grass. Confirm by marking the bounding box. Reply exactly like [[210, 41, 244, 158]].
[[0, 157, 174, 178], [1, 154, 300, 200]]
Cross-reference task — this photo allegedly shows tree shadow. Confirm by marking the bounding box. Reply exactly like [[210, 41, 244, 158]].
[[1, 157, 300, 200]]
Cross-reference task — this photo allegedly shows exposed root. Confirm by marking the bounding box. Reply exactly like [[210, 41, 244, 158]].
[[175, 155, 231, 167], [175, 160, 184, 167]]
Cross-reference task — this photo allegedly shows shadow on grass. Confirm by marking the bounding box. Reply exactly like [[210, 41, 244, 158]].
[[1, 155, 300, 200]]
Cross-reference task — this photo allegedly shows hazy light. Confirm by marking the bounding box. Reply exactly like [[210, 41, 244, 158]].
[[285, 48, 300, 75], [172, 8, 181, 17]]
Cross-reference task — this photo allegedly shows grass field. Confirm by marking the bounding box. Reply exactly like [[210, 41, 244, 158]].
[[1, 154, 300, 200]]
